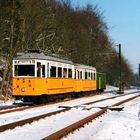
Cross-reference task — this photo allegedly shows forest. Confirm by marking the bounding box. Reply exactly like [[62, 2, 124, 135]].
[[0, 0, 138, 99]]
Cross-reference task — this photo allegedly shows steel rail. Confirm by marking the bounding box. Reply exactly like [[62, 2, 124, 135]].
[[0, 105, 24, 111], [0, 103, 49, 115], [83, 91, 139, 105], [0, 97, 78, 115], [0, 92, 139, 134], [112, 94, 140, 106], [42, 109, 107, 140], [0, 92, 129, 115], [1, 90, 138, 114], [0, 108, 70, 132], [42, 94, 140, 140], [0, 93, 99, 115]]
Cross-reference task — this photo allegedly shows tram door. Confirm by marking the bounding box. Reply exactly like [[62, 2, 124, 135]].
[[37, 62, 45, 78]]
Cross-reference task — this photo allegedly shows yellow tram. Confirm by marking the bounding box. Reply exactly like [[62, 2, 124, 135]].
[[12, 50, 99, 102]]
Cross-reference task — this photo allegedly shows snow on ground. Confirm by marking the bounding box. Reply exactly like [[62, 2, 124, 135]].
[[104, 85, 119, 92], [0, 85, 136, 106], [0, 94, 140, 140], [0, 107, 102, 140], [0, 93, 114, 126], [62, 97, 140, 140], [0, 87, 138, 127], [0, 85, 117, 126], [0, 100, 14, 106], [0, 86, 140, 140]]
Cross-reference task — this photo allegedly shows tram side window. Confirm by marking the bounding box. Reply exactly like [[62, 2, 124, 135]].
[[15, 65, 35, 76], [85, 72, 87, 80], [94, 73, 96, 80], [50, 66, 56, 77], [58, 67, 62, 77], [15, 65, 18, 76], [86, 72, 90, 80], [88, 72, 91, 80], [91, 73, 93, 80], [89, 72, 91, 80], [77, 71, 79, 79], [80, 71, 82, 79], [91, 73, 95, 80], [37, 62, 41, 77], [68, 69, 72, 78], [63, 68, 67, 78], [75, 70, 76, 79], [47, 63, 49, 78], [42, 65, 45, 77]]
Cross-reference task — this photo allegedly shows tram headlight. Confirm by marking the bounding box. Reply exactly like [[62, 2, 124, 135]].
[[21, 87, 26, 92]]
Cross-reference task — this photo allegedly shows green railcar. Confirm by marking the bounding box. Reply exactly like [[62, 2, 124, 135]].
[[96, 72, 106, 92]]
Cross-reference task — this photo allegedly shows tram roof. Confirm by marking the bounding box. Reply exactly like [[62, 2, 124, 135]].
[[74, 63, 96, 71], [13, 51, 73, 65]]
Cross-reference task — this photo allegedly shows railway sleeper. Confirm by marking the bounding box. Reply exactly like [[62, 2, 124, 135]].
[[82, 105, 124, 111]]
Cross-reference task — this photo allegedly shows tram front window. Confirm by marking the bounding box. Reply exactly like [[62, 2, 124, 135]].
[[14, 65, 35, 77]]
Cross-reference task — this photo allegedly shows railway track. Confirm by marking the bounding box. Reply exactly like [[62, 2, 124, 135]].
[[0, 90, 137, 115], [43, 94, 140, 140], [0, 91, 139, 135], [0, 103, 46, 115], [0, 108, 70, 132], [0, 96, 79, 115], [0, 91, 134, 115], [0, 101, 36, 112], [0, 93, 99, 115], [0, 104, 23, 111], [0, 92, 115, 115]]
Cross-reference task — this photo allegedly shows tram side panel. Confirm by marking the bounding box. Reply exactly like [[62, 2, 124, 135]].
[[45, 78, 75, 94], [74, 64, 97, 92], [13, 78, 46, 96], [82, 80, 96, 91], [96, 72, 106, 92], [13, 77, 75, 97], [74, 80, 96, 92]]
